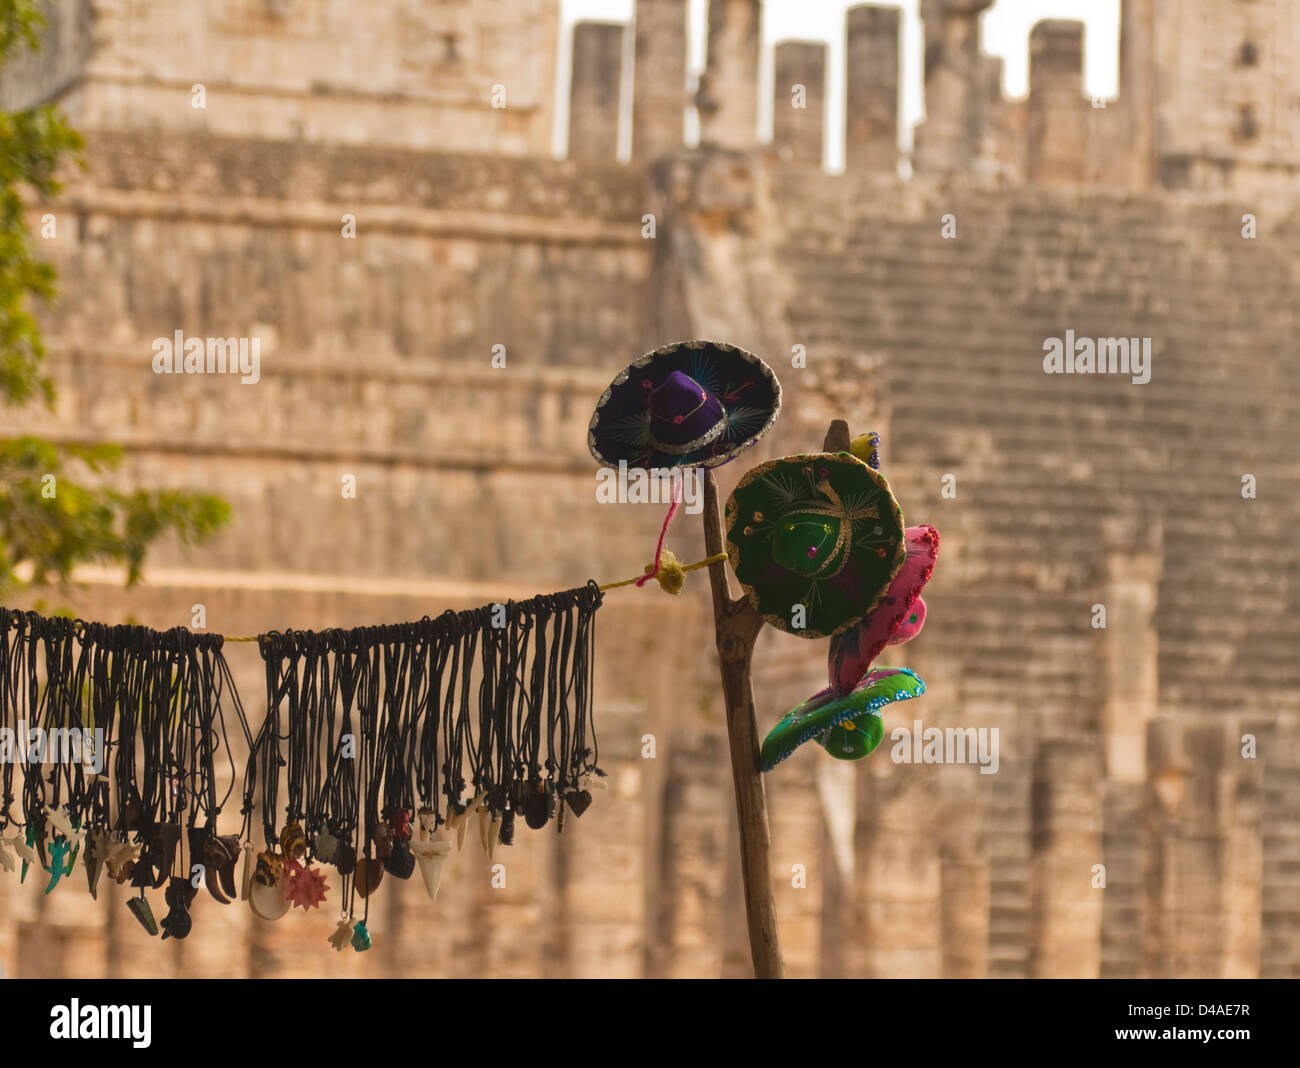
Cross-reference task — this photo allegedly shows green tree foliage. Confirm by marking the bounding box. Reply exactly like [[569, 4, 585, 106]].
[[0, 0, 229, 596]]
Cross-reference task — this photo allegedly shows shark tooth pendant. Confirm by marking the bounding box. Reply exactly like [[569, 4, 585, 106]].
[[411, 836, 452, 901]]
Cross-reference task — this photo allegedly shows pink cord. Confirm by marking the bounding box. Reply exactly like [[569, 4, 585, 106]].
[[635, 478, 683, 587]]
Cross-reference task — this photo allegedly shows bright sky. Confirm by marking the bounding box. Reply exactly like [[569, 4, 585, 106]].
[[555, 0, 1121, 168]]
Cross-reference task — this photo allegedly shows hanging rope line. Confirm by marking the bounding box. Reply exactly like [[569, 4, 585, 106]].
[[219, 549, 730, 641]]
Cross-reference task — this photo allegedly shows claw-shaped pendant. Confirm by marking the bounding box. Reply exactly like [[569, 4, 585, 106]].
[[64, 825, 82, 872], [202, 834, 240, 905], [18, 825, 38, 883], [85, 830, 109, 899], [443, 805, 467, 852], [216, 837, 240, 901]]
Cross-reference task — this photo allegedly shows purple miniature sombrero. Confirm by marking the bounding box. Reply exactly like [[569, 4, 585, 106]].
[[588, 340, 781, 470]]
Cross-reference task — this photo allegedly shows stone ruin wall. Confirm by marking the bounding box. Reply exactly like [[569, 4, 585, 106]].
[[1, 0, 1298, 977]]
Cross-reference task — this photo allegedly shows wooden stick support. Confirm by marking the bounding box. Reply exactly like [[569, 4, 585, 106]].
[[701, 419, 851, 979], [702, 468, 784, 978]]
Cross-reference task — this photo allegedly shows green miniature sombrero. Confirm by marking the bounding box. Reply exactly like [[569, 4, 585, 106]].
[[759, 667, 924, 771], [725, 452, 906, 638]]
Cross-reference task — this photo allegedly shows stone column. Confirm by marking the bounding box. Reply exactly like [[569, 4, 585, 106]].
[[854, 755, 945, 977], [1220, 715, 1263, 979], [1100, 519, 1160, 785], [1095, 520, 1160, 975], [845, 4, 900, 173], [569, 21, 624, 161], [1119, 0, 1156, 189], [632, 0, 688, 159], [1027, 20, 1088, 186], [1028, 739, 1105, 978], [696, 0, 760, 149], [658, 734, 729, 978], [771, 41, 826, 165], [913, 0, 994, 174], [940, 773, 990, 978], [1143, 718, 1262, 978]]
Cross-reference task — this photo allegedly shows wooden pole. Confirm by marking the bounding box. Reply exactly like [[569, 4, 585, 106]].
[[700, 419, 851, 979], [702, 468, 784, 978]]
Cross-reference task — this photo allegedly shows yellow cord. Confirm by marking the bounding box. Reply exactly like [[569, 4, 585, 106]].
[[596, 549, 728, 594], [221, 550, 730, 641]]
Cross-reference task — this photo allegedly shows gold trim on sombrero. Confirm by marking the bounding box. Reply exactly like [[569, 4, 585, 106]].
[[781, 479, 882, 579], [649, 386, 710, 423], [649, 418, 726, 455]]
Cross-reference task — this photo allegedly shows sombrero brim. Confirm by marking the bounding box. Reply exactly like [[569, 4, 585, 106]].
[[760, 667, 925, 772], [828, 525, 938, 693], [587, 340, 781, 470], [726, 452, 906, 639]]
